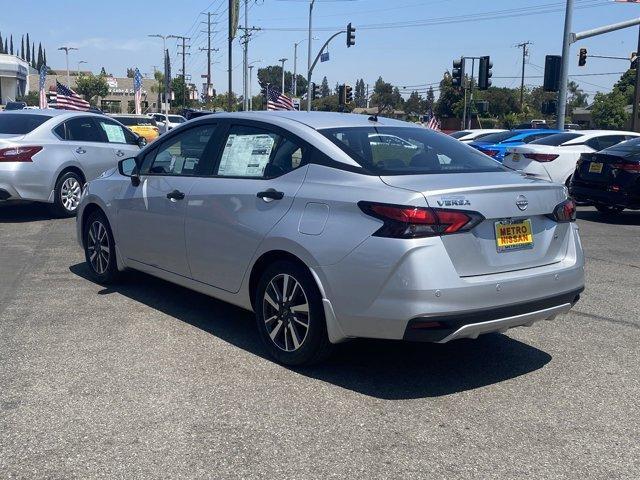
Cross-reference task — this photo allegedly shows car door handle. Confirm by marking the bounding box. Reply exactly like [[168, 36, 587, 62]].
[[116, 150, 125, 157], [256, 189, 284, 201], [166, 189, 185, 201], [76, 147, 86, 154]]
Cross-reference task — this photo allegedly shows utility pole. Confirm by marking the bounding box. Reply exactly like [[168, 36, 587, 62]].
[[632, 26, 640, 132], [516, 41, 532, 109], [57, 46, 78, 86], [200, 12, 219, 103], [239, 24, 260, 110], [557, 0, 574, 130], [279, 58, 287, 93], [307, 0, 316, 111], [169, 35, 191, 109], [366, 83, 370, 108], [148, 34, 171, 116], [293, 41, 299, 96]]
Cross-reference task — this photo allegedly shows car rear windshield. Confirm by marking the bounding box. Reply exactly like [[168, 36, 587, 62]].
[[113, 116, 156, 126], [320, 127, 507, 175], [529, 132, 583, 146], [473, 130, 517, 144], [602, 136, 640, 154], [0, 113, 51, 134], [449, 130, 471, 139]]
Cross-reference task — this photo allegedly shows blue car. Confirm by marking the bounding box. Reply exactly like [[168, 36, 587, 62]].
[[468, 129, 564, 162]]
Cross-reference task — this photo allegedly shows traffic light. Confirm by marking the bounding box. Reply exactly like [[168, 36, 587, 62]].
[[475, 100, 489, 114], [478, 56, 492, 90], [541, 100, 558, 115], [311, 82, 320, 100], [346, 23, 356, 48], [632, 52, 637, 69], [543, 55, 561, 92], [578, 48, 587, 67], [452, 58, 464, 88], [338, 84, 346, 105], [345, 84, 353, 103]]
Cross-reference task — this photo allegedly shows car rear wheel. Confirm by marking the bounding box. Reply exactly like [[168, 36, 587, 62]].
[[255, 260, 333, 366], [50, 171, 83, 217], [595, 204, 624, 216], [83, 210, 120, 284]]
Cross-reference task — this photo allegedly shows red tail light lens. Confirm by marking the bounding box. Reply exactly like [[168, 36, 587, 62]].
[[359, 202, 484, 238], [524, 153, 559, 162], [548, 198, 576, 223], [613, 162, 640, 173], [0, 146, 43, 162]]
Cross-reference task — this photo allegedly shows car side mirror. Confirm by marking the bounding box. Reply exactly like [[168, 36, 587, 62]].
[[137, 135, 147, 148], [118, 157, 141, 186]]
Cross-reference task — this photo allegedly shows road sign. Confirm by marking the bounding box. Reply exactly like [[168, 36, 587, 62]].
[[320, 52, 330, 62]]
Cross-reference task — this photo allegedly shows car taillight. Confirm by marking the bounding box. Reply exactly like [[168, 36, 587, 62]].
[[358, 201, 484, 238], [613, 162, 640, 173], [547, 198, 576, 223], [0, 146, 43, 162], [523, 153, 559, 162], [481, 149, 499, 158]]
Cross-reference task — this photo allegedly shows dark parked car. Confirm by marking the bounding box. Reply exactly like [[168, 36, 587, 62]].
[[4, 101, 27, 111], [570, 137, 640, 216]]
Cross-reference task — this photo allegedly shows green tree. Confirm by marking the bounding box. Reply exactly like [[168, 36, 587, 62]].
[[354, 78, 366, 107], [567, 80, 588, 113], [257, 65, 306, 96], [475, 87, 520, 118], [25, 33, 30, 61], [435, 72, 464, 118], [370, 76, 397, 114], [404, 91, 423, 115], [320, 76, 330, 97], [74, 73, 109, 105], [20, 35, 24, 59], [9, 35, 13, 55], [16, 91, 39, 106], [425, 86, 435, 111], [171, 76, 194, 109], [591, 91, 629, 129]]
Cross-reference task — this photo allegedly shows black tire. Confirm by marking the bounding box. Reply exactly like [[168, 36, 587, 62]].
[[255, 260, 333, 366], [595, 204, 624, 216], [83, 210, 120, 284], [50, 170, 84, 217]]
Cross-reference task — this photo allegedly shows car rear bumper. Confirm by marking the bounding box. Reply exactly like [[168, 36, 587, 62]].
[[0, 163, 53, 202], [316, 223, 585, 342], [403, 288, 581, 342], [570, 184, 640, 209]]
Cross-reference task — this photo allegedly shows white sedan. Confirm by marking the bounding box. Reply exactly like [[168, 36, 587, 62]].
[[503, 130, 640, 185], [450, 129, 507, 143]]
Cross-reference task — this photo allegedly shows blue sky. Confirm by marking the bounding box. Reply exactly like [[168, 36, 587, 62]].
[[4, 0, 640, 102]]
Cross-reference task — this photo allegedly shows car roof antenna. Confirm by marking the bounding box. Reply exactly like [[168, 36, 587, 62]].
[[368, 112, 378, 122]]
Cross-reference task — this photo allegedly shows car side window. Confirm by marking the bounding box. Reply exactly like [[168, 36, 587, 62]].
[[64, 117, 105, 143], [96, 119, 137, 145], [215, 125, 305, 178], [53, 123, 66, 139], [142, 124, 216, 176]]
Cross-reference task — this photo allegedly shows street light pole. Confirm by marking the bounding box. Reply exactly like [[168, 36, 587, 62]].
[[58, 46, 78, 86], [77, 60, 87, 75], [247, 60, 261, 111], [306, 0, 315, 112], [278, 58, 287, 94], [148, 34, 169, 116], [557, 0, 574, 130]]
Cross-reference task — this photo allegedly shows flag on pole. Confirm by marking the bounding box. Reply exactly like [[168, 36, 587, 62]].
[[266, 84, 294, 111], [133, 68, 143, 115], [423, 109, 441, 131], [38, 65, 48, 109], [51, 81, 90, 111]]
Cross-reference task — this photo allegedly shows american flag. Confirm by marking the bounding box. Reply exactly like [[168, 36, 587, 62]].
[[51, 81, 90, 111], [423, 109, 441, 131], [133, 68, 143, 115], [38, 65, 48, 109], [266, 84, 294, 111]]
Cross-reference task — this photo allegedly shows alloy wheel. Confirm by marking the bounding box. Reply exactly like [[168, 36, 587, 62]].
[[61, 177, 82, 212], [87, 220, 110, 275], [262, 273, 310, 352]]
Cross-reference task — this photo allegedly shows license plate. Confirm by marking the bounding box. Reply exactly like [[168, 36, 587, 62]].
[[589, 162, 603, 173], [511, 153, 520, 161], [495, 219, 534, 252]]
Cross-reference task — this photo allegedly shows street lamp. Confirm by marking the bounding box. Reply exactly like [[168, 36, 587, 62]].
[[148, 34, 169, 116], [307, 0, 316, 111], [248, 60, 262, 111], [77, 60, 87, 75], [292, 36, 317, 97], [58, 46, 78, 86], [278, 58, 288, 94]]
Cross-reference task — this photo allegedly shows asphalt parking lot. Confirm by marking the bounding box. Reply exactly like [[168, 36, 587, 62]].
[[0, 202, 638, 479]]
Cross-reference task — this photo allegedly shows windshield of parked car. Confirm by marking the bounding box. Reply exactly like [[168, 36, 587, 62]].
[[450, 130, 471, 139], [168, 115, 186, 123], [320, 127, 507, 175], [0, 113, 52, 134], [113, 116, 157, 126], [529, 132, 582, 146], [473, 131, 517, 144]]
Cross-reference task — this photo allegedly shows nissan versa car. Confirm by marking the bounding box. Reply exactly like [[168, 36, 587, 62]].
[[0, 110, 144, 216], [76, 112, 585, 366]]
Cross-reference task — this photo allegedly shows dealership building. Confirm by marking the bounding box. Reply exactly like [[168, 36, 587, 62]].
[[27, 71, 159, 113], [0, 54, 32, 105]]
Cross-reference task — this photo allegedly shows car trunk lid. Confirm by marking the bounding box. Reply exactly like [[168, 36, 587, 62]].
[[380, 172, 570, 276]]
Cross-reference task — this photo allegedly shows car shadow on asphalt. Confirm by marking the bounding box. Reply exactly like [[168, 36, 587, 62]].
[[0, 202, 61, 223], [70, 262, 552, 400], [576, 209, 640, 226]]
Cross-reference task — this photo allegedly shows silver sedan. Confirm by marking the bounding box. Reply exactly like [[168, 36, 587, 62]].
[[0, 109, 144, 216], [76, 112, 585, 365]]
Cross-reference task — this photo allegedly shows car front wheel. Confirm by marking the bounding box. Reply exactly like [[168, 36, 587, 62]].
[[255, 261, 333, 366], [83, 210, 120, 284]]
